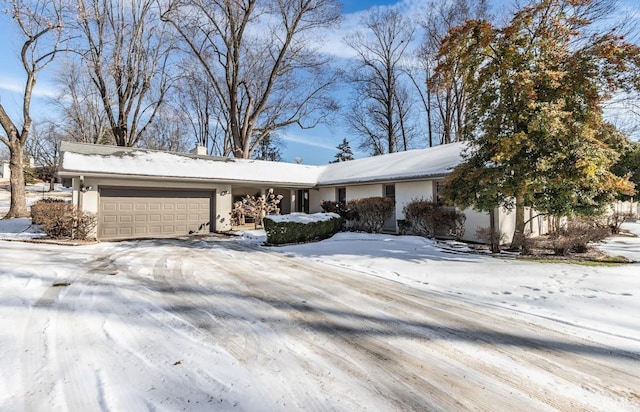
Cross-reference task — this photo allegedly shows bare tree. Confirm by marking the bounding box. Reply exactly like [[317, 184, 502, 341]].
[[137, 105, 191, 152], [417, 0, 488, 145], [344, 8, 415, 155], [51, 58, 113, 144], [161, 0, 341, 159], [172, 59, 232, 156], [0, 0, 68, 218], [25, 121, 62, 191], [72, 0, 174, 147]]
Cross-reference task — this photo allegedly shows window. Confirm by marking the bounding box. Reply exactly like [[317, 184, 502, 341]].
[[384, 184, 395, 199], [434, 181, 444, 204], [337, 187, 346, 204]]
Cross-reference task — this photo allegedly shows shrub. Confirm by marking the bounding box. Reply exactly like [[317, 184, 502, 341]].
[[402, 199, 466, 240], [30, 199, 96, 240], [552, 219, 610, 255], [263, 213, 342, 245], [346, 197, 395, 233], [31, 198, 68, 225], [601, 211, 635, 234], [475, 226, 507, 253], [23, 164, 37, 185]]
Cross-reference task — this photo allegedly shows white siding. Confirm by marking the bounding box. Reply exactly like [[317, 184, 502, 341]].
[[346, 184, 383, 200], [309, 189, 323, 213], [395, 181, 434, 220], [316, 187, 336, 212], [461, 208, 490, 243]]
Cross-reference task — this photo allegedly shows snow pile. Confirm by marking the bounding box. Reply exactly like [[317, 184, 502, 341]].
[[266, 212, 340, 224]]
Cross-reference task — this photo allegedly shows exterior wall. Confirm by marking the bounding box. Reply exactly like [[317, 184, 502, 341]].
[[460, 208, 491, 243], [317, 187, 335, 206], [496, 207, 516, 243], [309, 189, 323, 213], [346, 184, 383, 201], [610, 201, 639, 218], [74, 177, 233, 236], [395, 181, 434, 220]]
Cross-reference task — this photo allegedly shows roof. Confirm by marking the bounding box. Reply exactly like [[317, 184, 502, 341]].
[[58, 141, 466, 187], [317, 142, 465, 185], [58, 142, 322, 186]]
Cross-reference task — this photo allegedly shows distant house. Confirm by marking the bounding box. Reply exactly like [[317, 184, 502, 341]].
[[1, 161, 9, 181], [57, 142, 549, 241]]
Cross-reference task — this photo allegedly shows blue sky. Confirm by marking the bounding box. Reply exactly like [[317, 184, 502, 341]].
[[1, 0, 639, 164]]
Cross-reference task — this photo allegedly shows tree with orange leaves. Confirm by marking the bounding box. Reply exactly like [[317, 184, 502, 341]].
[[435, 0, 640, 249]]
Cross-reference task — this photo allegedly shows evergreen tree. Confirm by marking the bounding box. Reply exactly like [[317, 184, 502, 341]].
[[435, 0, 640, 248], [330, 138, 355, 163], [253, 135, 283, 162]]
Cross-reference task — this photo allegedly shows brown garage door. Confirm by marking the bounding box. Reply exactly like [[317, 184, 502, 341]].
[[99, 188, 213, 240]]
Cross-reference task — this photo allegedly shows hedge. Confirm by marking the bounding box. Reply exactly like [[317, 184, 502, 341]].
[[263, 213, 342, 245]]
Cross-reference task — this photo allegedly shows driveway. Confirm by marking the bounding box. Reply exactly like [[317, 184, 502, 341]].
[[1, 236, 639, 411]]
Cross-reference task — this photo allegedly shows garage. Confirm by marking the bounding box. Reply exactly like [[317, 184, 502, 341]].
[[98, 187, 214, 240]]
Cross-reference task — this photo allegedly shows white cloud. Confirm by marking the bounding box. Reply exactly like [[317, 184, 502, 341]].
[[0, 74, 59, 99], [279, 132, 339, 151]]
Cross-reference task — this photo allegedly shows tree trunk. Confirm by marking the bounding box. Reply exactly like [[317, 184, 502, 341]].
[[489, 208, 500, 253], [5, 143, 29, 218], [510, 194, 526, 250]]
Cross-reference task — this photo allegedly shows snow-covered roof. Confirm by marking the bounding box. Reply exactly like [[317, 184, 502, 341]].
[[317, 142, 465, 185], [59, 142, 322, 187], [59, 141, 466, 187]]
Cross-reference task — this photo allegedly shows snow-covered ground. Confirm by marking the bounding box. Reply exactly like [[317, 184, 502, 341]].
[[0, 218, 639, 410], [0, 182, 72, 217]]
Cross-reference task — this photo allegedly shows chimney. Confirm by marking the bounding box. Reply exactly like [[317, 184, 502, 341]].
[[190, 144, 207, 156]]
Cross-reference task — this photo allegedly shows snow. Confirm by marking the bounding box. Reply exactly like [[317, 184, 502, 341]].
[[273, 226, 640, 352], [0, 217, 45, 239], [59, 141, 466, 186], [266, 212, 340, 223], [0, 220, 639, 409], [60, 144, 323, 185], [316, 141, 466, 185], [0, 182, 72, 217]]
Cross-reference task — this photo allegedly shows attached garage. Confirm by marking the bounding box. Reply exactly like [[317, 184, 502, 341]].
[[98, 187, 214, 240]]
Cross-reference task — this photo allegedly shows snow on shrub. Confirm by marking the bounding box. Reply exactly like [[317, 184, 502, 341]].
[[263, 213, 342, 245]]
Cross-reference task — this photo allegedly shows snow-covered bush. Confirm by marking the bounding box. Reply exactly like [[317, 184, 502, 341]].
[[263, 213, 342, 245], [402, 199, 466, 240], [30, 198, 96, 240]]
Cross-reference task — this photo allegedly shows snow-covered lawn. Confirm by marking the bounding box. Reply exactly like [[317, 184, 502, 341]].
[[0, 182, 72, 217], [0, 219, 639, 410]]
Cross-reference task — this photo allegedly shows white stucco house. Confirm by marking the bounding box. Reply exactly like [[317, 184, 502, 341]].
[[57, 141, 550, 242]]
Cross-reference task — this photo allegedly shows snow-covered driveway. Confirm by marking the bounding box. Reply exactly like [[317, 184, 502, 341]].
[[1, 235, 639, 411]]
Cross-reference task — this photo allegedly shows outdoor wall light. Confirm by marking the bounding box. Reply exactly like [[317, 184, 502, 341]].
[[220, 190, 230, 196], [80, 184, 92, 193]]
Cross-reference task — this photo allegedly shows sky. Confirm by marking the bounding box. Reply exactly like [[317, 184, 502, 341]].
[[1, 0, 639, 165]]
